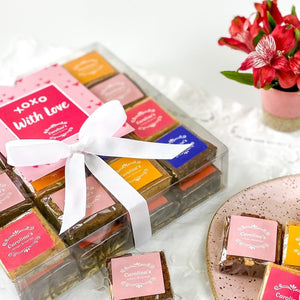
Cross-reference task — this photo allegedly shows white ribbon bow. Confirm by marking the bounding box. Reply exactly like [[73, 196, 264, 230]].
[[6, 100, 191, 247]]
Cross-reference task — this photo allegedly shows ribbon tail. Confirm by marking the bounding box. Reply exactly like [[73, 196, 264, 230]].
[[59, 153, 87, 234], [86, 137, 194, 160], [85, 154, 152, 247]]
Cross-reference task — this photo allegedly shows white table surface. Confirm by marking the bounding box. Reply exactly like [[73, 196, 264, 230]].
[[0, 1, 300, 299]]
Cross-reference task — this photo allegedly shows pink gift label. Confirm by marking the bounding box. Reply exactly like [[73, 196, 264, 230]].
[[52, 176, 115, 219], [111, 252, 165, 299], [90, 73, 144, 106], [0, 64, 132, 182], [0, 172, 24, 211], [0, 211, 55, 272], [126, 99, 176, 140], [261, 266, 300, 300], [227, 215, 278, 261], [0, 84, 88, 141]]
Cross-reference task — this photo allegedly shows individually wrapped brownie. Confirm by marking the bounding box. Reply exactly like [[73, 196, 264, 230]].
[[71, 221, 134, 277], [258, 263, 300, 299], [125, 97, 180, 142], [90, 73, 144, 107], [17, 255, 81, 300], [63, 51, 117, 87], [36, 175, 127, 246], [155, 125, 217, 182], [0, 207, 67, 280], [282, 221, 300, 270], [177, 165, 222, 214], [106, 251, 174, 300], [147, 191, 181, 233], [0, 168, 33, 227], [219, 214, 283, 278], [108, 158, 172, 200]]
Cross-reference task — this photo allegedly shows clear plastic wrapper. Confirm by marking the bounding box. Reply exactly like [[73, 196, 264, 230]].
[[0, 43, 228, 299], [105, 251, 174, 300], [219, 214, 283, 278]]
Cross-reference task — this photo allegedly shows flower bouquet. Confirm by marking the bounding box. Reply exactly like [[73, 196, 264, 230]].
[[219, 0, 300, 132]]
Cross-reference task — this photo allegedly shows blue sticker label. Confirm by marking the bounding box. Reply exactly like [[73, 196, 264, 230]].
[[156, 126, 208, 168]]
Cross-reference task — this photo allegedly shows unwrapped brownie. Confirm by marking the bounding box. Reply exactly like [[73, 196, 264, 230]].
[[219, 214, 283, 277], [106, 251, 174, 300]]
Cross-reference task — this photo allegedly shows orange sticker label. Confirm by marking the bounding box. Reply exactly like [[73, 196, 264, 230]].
[[63, 51, 115, 84], [109, 158, 162, 190], [285, 225, 300, 266]]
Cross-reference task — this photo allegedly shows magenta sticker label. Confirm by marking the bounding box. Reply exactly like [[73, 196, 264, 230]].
[[261, 266, 300, 300], [126, 99, 176, 140], [0, 84, 88, 141], [0, 173, 24, 211], [0, 211, 55, 272], [52, 176, 115, 219], [111, 252, 165, 299], [227, 215, 278, 261]]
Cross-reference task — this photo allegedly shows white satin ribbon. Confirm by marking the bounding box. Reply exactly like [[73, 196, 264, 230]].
[[6, 100, 191, 247]]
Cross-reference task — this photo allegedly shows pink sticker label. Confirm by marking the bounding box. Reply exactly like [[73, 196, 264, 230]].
[[261, 266, 300, 300], [0, 211, 55, 272], [111, 252, 165, 300], [52, 176, 115, 219], [126, 99, 176, 140], [90, 73, 144, 106], [0, 173, 24, 211], [0, 84, 88, 141], [227, 215, 278, 261]]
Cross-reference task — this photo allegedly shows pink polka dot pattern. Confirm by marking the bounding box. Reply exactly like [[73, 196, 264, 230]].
[[206, 174, 300, 300]]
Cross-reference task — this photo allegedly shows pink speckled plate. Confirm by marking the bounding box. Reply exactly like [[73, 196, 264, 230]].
[[206, 174, 300, 300]]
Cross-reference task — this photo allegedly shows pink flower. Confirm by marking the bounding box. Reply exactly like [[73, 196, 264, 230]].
[[218, 16, 258, 53], [239, 25, 295, 88]]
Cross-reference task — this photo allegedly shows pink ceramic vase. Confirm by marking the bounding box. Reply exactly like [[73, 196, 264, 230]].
[[261, 88, 300, 132]]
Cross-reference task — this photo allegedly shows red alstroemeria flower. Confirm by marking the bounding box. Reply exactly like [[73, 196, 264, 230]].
[[218, 16, 258, 53], [284, 14, 300, 30], [255, 0, 283, 33], [287, 50, 300, 88], [239, 25, 296, 88]]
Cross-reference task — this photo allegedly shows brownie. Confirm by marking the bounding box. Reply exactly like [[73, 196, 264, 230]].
[[147, 191, 181, 233], [219, 214, 283, 277], [108, 158, 172, 200], [90, 73, 144, 106], [156, 126, 217, 181], [63, 51, 117, 87], [37, 175, 127, 246], [0, 168, 33, 227], [258, 263, 300, 299], [106, 251, 174, 300], [282, 221, 300, 270], [125, 97, 179, 142], [0, 207, 66, 279], [17, 256, 81, 300], [72, 221, 134, 277], [177, 165, 222, 213]]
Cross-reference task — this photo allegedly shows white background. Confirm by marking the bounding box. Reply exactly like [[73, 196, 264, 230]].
[[0, 0, 297, 107], [0, 1, 299, 300]]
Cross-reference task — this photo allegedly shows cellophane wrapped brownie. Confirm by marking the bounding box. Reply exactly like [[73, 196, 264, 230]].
[[106, 251, 174, 300], [219, 214, 283, 278], [0, 43, 228, 298]]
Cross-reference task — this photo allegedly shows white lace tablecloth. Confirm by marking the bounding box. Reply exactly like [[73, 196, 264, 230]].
[[1, 40, 300, 300]]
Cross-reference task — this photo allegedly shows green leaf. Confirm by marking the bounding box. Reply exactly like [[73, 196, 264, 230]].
[[292, 5, 297, 17], [267, 11, 276, 31], [254, 30, 265, 46], [221, 71, 254, 86], [287, 28, 299, 57]]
